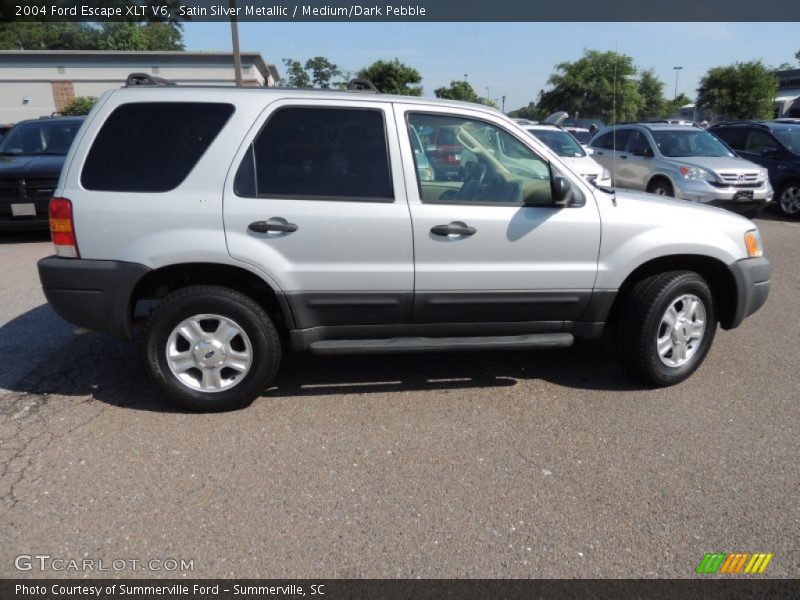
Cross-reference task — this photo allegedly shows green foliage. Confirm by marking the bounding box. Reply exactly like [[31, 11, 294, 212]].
[[507, 102, 542, 121], [696, 61, 778, 120], [0, 22, 183, 51], [281, 58, 311, 88], [357, 59, 422, 96], [636, 68, 665, 120], [434, 80, 497, 108], [796, 49, 800, 64], [434, 80, 481, 102], [537, 50, 642, 122], [663, 93, 693, 117], [304, 56, 341, 89], [59, 96, 97, 116]]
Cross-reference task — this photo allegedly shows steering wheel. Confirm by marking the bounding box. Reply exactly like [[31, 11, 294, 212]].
[[463, 160, 487, 186]]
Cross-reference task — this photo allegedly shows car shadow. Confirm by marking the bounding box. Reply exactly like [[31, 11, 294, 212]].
[[0, 230, 51, 244], [2, 304, 646, 414]]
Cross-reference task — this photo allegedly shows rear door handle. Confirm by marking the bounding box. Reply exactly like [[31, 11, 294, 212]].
[[431, 223, 476, 237], [596, 151, 604, 155], [620, 154, 628, 159], [248, 220, 298, 233]]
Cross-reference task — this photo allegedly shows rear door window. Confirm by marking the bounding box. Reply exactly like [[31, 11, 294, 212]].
[[234, 107, 394, 202], [746, 130, 779, 153], [81, 102, 234, 192]]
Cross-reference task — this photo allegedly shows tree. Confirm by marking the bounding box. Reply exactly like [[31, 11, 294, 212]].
[[637, 68, 665, 120], [358, 59, 422, 96], [304, 56, 341, 89], [537, 49, 642, 122], [796, 49, 800, 64], [60, 96, 97, 116], [696, 61, 778, 120], [281, 58, 311, 88], [663, 93, 693, 117], [435, 80, 481, 102], [508, 102, 541, 121], [0, 22, 183, 50]]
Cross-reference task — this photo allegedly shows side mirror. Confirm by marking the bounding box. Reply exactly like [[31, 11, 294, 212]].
[[585, 147, 594, 155], [552, 176, 571, 206], [632, 147, 653, 158]]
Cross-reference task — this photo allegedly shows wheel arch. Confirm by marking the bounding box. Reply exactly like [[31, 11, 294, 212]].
[[646, 173, 676, 194], [131, 262, 295, 332], [607, 254, 739, 329]]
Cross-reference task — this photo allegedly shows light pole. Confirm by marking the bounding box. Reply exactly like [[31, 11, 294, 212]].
[[673, 66, 683, 100], [229, 0, 243, 86], [485, 86, 490, 102], [464, 73, 468, 83], [501, 95, 506, 113]]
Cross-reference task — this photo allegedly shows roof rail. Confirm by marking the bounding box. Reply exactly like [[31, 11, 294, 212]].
[[125, 72, 176, 87], [346, 78, 380, 93]]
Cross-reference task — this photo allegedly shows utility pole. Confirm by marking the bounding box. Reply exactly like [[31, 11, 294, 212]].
[[673, 66, 683, 100], [230, 0, 243, 86]]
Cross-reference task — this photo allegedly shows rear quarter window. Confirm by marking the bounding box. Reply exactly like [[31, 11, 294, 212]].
[[81, 102, 234, 192]]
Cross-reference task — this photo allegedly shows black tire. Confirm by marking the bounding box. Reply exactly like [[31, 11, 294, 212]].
[[776, 180, 800, 218], [143, 285, 281, 411], [615, 271, 716, 387], [647, 178, 675, 197]]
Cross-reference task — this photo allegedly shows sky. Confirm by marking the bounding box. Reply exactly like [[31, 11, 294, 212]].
[[182, 22, 799, 111]]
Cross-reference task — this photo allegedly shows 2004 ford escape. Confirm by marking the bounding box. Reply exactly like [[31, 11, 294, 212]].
[[37, 75, 771, 411]]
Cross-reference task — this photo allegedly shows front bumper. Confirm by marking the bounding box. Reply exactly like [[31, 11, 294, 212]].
[[38, 256, 151, 339], [675, 178, 773, 208], [725, 256, 771, 329], [0, 199, 49, 231]]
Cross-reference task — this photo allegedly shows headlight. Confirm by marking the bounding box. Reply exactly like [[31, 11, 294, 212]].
[[744, 229, 763, 257], [679, 166, 716, 182], [757, 168, 768, 183]]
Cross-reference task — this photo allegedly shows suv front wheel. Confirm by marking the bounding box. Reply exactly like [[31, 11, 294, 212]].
[[143, 286, 281, 411], [616, 271, 716, 386]]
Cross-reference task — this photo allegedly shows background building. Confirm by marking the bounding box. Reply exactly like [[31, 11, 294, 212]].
[[774, 68, 800, 118], [0, 50, 280, 123]]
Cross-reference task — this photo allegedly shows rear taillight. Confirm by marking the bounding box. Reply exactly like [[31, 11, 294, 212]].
[[49, 197, 79, 258]]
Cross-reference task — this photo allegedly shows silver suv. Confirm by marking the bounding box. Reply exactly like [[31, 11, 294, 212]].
[[590, 124, 773, 216], [37, 76, 771, 410]]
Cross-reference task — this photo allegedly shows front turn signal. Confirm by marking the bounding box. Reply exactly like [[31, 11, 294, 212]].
[[744, 230, 763, 258]]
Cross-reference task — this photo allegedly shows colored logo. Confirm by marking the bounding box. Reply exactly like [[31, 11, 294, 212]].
[[696, 552, 773, 574]]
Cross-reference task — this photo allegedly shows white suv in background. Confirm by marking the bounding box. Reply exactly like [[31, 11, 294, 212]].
[[38, 76, 770, 410], [524, 123, 611, 187]]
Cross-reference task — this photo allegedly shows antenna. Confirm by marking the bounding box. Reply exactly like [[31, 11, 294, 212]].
[[611, 41, 618, 206]]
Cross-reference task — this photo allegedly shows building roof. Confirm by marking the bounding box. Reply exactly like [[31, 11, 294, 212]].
[[0, 50, 280, 83]]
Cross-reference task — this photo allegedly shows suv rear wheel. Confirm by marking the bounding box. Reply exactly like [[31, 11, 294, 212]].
[[143, 286, 281, 411], [616, 271, 716, 386]]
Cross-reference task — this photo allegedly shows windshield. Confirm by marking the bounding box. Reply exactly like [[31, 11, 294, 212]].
[[527, 128, 586, 157], [651, 130, 734, 158], [774, 129, 800, 154], [0, 120, 81, 156]]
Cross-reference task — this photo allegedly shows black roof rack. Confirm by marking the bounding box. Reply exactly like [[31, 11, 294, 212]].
[[125, 72, 177, 87], [345, 78, 380, 93]]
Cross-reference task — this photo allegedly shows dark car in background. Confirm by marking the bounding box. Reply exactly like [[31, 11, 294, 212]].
[[0, 124, 13, 141], [0, 116, 84, 231], [710, 120, 800, 217]]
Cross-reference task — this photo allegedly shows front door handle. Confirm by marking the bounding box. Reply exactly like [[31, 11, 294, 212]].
[[619, 154, 628, 159], [596, 151, 604, 155], [248, 220, 298, 234], [431, 223, 476, 237]]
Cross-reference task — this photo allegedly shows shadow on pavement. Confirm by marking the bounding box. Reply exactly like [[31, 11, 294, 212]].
[[0, 230, 51, 244], [1, 304, 645, 413]]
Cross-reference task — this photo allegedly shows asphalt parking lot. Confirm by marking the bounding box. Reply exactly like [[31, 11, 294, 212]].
[[0, 215, 798, 579]]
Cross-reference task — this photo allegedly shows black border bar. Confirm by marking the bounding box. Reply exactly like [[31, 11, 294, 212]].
[[2, 0, 800, 22], [2, 579, 799, 600]]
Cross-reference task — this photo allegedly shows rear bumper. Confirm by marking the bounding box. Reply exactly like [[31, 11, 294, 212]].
[[37, 256, 150, 339], [726, 256, 771, 329]]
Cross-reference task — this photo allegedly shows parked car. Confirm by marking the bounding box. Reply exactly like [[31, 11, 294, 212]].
[[38, 77, 770, 410], [420, 126, 472, 181], [523, 124, 611, 187], [709, 121, 800, 218], [0, 116, 84, 231], [563, 126, 592, 147], [0, 124, 13, 141], [589, 124, 772, 217]]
